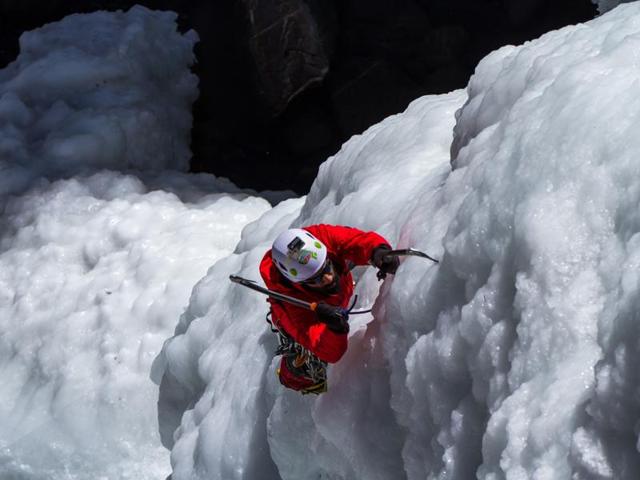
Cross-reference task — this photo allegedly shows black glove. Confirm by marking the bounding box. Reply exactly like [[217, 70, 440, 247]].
[[315, 303, 349, 334], [371, 245, 400, 279]]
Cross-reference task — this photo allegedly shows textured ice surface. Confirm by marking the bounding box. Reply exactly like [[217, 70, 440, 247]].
[[0, 172, 269, 479], [155, 89, 465, 480], [157, 4, 640, 479], [5, 2, 640, 479], [0, 5, 198, 192], [0, 6, 273, 479]]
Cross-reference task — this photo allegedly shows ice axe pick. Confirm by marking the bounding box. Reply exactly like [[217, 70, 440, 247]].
[[376, 248, 439, 280]]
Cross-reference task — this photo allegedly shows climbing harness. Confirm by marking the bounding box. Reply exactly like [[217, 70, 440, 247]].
[[230, 246, 440, 394], [266, 310, 327, 395]]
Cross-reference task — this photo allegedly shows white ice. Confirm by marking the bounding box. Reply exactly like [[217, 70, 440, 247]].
[[0, 6, 274, 479], [156, 3, 640, 480], [5, 2, 640, 480]]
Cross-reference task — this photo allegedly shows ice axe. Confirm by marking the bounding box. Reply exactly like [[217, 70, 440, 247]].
[[230, 275, 319, 310], [376, 248, 439, 280], [229, 275, 372, 314]]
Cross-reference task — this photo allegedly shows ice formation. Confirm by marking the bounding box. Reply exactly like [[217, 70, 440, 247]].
[[0, 6, 272, 479], [156, 3, 640, 479], [4, 1, 640, 479]]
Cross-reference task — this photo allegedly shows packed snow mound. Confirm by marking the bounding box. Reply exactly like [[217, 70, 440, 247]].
[[0, 5, 198, 194], [156, 4, 640, 479], [0, 6, 276, 479]]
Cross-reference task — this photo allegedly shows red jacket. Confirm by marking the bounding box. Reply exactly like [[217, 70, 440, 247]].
[[259, 224, 390, 363]]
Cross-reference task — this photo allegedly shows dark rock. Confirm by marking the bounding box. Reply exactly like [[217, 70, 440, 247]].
[[281, 93, 340, 156], [240, 0, 331, 115], [329, 58, 424, 138], [505, 0, 546, 27]]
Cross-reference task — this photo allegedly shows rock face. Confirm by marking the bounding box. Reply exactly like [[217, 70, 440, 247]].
[[0, 0, 598, 193], [241, 0, 331, 115]]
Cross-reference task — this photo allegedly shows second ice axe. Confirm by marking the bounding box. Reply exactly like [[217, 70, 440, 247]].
[[376, 248, 439, 280]]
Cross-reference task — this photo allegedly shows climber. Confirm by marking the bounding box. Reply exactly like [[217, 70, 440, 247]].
[[259, 224, 399, 395]]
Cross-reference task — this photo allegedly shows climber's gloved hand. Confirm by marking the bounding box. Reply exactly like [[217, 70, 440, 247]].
[[315, 303, 349, 334], [371, 245, 400, 280]]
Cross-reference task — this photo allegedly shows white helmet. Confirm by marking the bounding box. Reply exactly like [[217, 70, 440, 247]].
[[271, 228, 328, 282]]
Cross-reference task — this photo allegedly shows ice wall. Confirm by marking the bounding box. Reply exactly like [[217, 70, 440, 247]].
[[407, 3, 640, 477], [157, 3, 640, 479], [0, 5, 198, 193], [154, 86, 465, 479], [0, 6, 273, 479], [0, 172, 269, 479]]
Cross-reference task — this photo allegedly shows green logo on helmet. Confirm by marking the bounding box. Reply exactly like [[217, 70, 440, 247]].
[[290, 268, 298, 276], [314, 242, 322, 249]]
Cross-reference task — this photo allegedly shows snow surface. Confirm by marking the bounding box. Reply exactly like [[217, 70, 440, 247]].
[[155, 4, 640, 480], [0, 7, 273, 479]]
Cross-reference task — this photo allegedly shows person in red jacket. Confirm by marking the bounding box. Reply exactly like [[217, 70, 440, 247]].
[[259, 224, 399, 394]]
